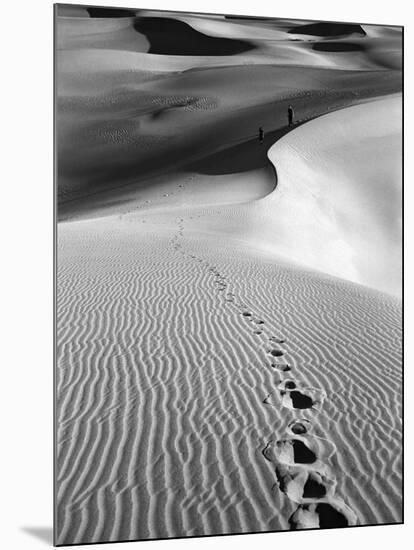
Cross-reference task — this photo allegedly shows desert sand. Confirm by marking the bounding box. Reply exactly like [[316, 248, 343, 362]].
[[55, 6, 402, 545]]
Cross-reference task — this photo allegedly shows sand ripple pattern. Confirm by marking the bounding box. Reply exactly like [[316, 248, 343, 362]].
[[56, 210, 402, 544], [172, 217, 366, 529]]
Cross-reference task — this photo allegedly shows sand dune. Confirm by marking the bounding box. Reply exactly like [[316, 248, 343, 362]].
[[56, 7, 402, 546], [57, 59, 400, 217], [56, 8, 401, 219], [57, 8, 402, 73], [57, 102, 402, 544], [57, 207, 402, 544], [263, 94, 402, 297]]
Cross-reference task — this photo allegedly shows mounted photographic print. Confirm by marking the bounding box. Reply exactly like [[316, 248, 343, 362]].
[[54, 3, 403, 546]]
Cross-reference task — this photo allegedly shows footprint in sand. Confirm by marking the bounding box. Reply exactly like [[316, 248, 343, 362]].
[[280, 388, 322, 410], [279, 379, 296, 390], [271, 363, 292, 372], [263, 423, 341, 502], [263, 440, 337, 504], [264, 432, 337, 469], [289, 499, 358, 529], [270, 336, 285, 344], [262, 381, 357, 527], [264, 438, 318, 465], [288, 419, 312, 435], [214, 279, 227, 291], [276, 379, 326, 411], [278, 464, 337, 503], [263, 384, 324, 410], [263, 393, 273, 405], [268, 348, 284, 358], [256, 311, 357, 528]]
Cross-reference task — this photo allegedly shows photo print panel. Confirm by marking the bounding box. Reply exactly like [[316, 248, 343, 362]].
[[54, 3, 403, 545]]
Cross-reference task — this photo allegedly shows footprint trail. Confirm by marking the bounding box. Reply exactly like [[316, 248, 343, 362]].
[[169, 205, 358, 531]]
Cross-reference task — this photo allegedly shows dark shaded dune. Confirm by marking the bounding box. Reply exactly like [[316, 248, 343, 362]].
[[312, 41, 365, 52], [187, 127, 293, 175], [133, 17, 254, 55], [56, 126, 175, 210], [86, 7, 137, 18], [289, 22, 366, 37]]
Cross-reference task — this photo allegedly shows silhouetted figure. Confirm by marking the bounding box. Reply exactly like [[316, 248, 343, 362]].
[[288, 105, 294, 126], [259, 126, 264, 143]]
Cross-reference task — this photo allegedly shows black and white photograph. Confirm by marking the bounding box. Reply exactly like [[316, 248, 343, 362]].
[[54, 3, 402, 546]]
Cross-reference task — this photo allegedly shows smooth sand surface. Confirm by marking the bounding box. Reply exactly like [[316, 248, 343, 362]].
[[263, 95, 402, 296], [56, 9, 402, 545]]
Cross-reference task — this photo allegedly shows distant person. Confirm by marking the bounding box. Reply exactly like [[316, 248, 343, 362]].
[[288, 105, 294, 127], [259, 126, 264, 143]]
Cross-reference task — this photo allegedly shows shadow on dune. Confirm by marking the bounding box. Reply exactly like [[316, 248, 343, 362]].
[[289, 22, 366, 37], [187, 124, 305, 175], [133, 17, 254, 55], [56, 62, 401, 220], [86, 7, 138, 18]]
